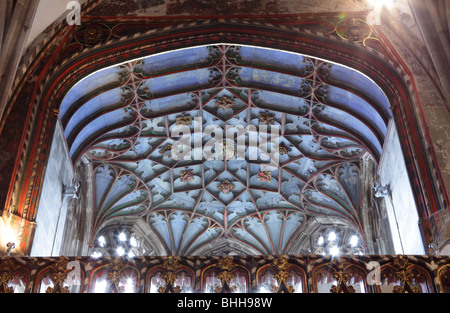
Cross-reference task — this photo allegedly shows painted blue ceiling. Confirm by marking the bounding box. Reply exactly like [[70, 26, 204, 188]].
[[59, 44, 391, 256]]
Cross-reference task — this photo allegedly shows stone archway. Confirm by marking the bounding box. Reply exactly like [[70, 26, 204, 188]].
[[0, 11, 443, 256]]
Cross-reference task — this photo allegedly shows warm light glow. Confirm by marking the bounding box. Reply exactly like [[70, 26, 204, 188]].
[[365, 0, 397, 26], [0, 217, 18, 253]]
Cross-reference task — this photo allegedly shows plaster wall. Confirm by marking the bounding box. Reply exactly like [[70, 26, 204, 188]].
[[26, 0, 84, 47], [378, 120, 425, 255], [30, 121, 74, 256]]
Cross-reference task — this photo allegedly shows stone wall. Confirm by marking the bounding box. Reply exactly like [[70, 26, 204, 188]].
[[378, 0, 450, 251], [378, 120, 425, 255], [30, 122, 74, 256], [60, 155, 94, 257]]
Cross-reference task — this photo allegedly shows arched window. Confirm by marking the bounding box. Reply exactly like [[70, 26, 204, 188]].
[[88, 258, 139, 293], [34, 258, 82, 293], [437, 264, 450, 293], [36, 266, 76, 293], [90, 226, 146, 258], [147, 267, 194, 293], [312, 260, 367, 293], [7, 267, 29, 293], [378, 258, 434, 293], [312, 227, 364, 256], [36, 268, 56, 293], [256, 257, 306, 293], [0, 259, 29, 293], [201, 260, 250, 293], [146, 258, 194, 293]]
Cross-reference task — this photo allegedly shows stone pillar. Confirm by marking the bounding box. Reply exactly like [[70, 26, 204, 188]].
[[360, 153, 395, 254], [0, 0, 40, 129], [409, 0, 450, 111], [408, 0, 450, 256], [60, 155, 94, 257]]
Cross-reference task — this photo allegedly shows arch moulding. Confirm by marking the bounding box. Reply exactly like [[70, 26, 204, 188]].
[[0, 12, 446, 255]]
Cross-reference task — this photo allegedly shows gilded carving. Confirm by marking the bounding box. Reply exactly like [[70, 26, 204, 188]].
[[270, 256, 296, 293], [158, 257, 182, 293], [162, 256, 182, 271], [0, 271, 14, 293], [392, 256, 421, 293], [330, 259, 356, 293], [46, 257, 70, 293], [278, 143, 290, 155], [158, 271, 181, 293], [257, 171, 271, 182], [160, 143, 173, 157], [0, 258, 16, 293], [105, 257, 126, 293], [216, 96, 235, 109], [180, 170, 195, 182], [74, 23, 112, 46], [214, 258, 237, 293], [176, 115, 192, 126], [218, 179, 235, 194], [217, 258, 235, 271], [258, 112, 275, 125], [336, 18, 372, 43]]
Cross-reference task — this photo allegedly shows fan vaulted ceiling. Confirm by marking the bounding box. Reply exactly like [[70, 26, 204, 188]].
[[59, 44, 390, 256]]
